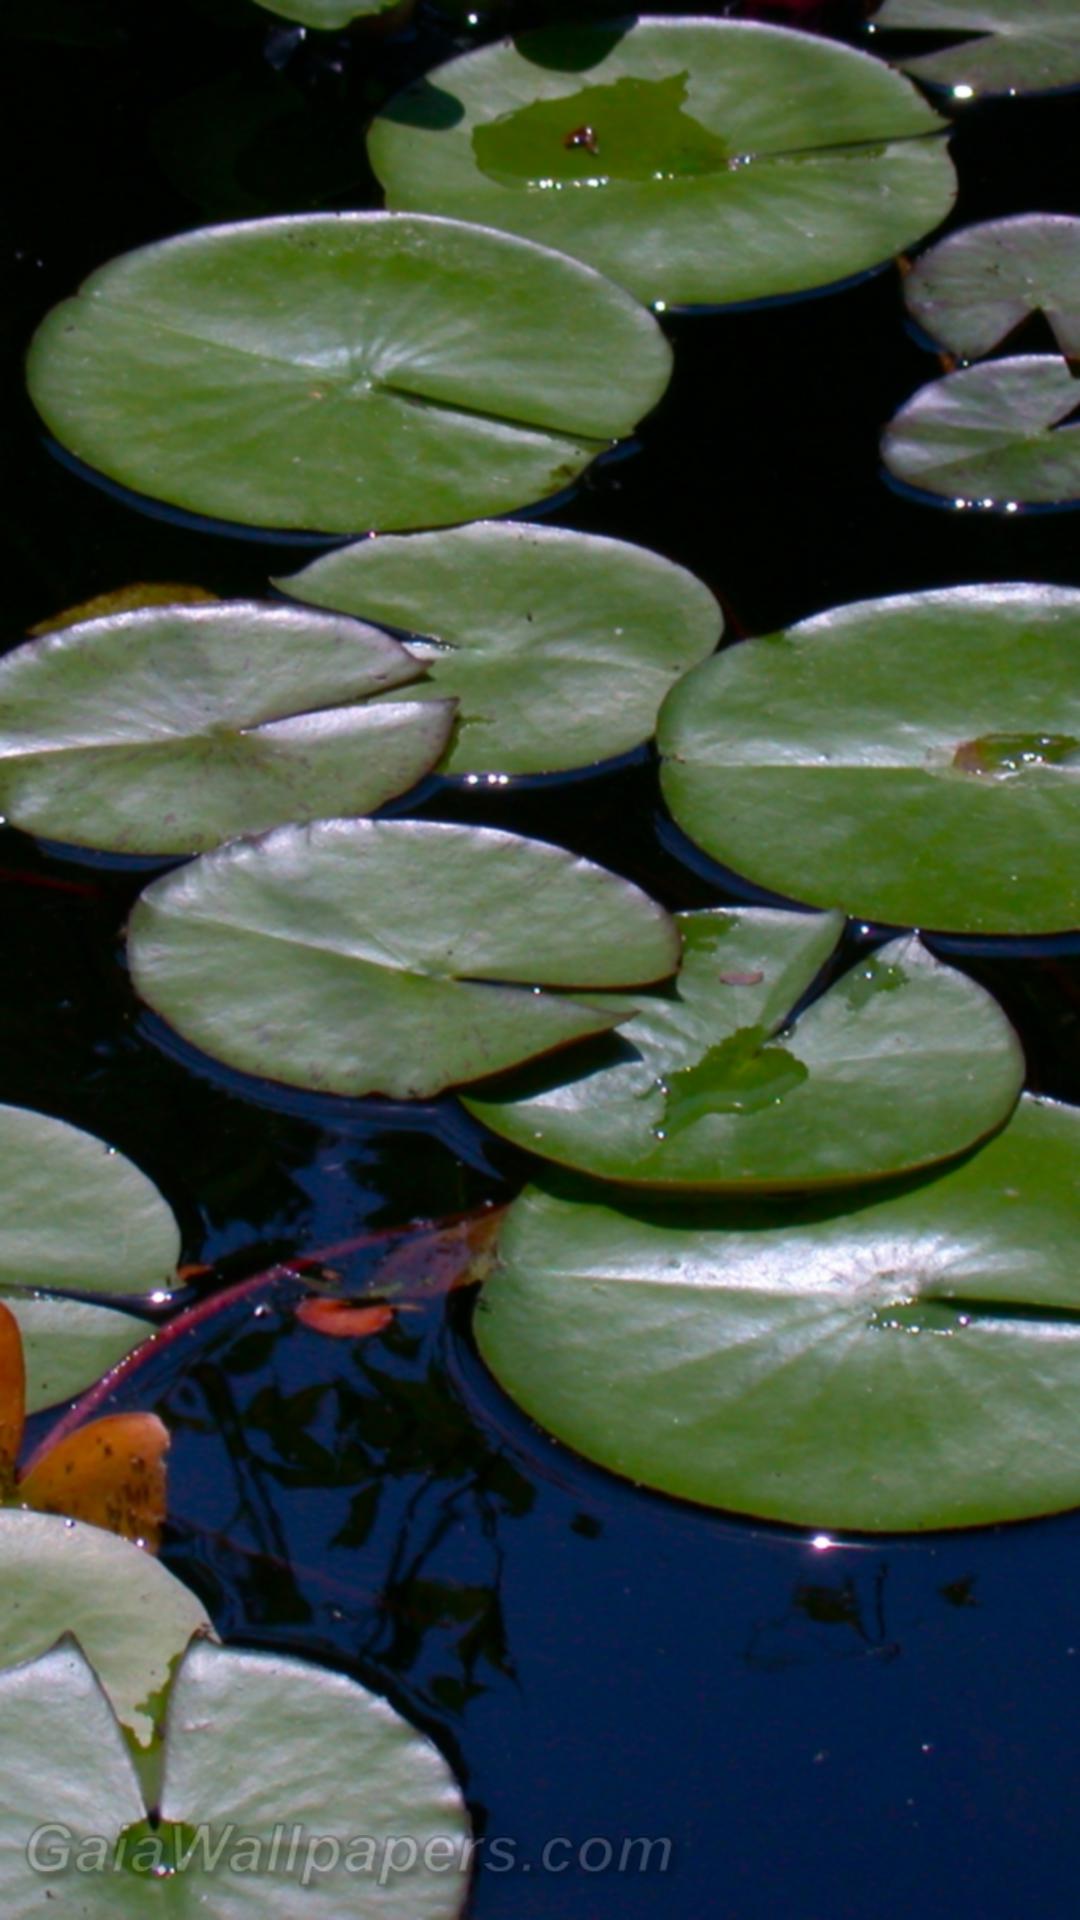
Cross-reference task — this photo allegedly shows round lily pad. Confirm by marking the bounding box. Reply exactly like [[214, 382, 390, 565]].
[[4, 1295, 155, 1415], [882, 354, 1080, 507], [0, 1510, 211, 1745], [367, 17, 956, 309], [904, 215, 1080, 362], [0, 1103, 180, 1298], [276, 521, 723, 775], [254, 0, 395, 25], [25, 213, 672, 535], [465, 908, 1023, 1190], [128, 819, 679, 1098], [0, 1635, 469, 1916], [0, 601, 451, 855], [871, 0, 1080, 98], [477, 1096, 1080, 1531], [658, 585, 1080, 936]]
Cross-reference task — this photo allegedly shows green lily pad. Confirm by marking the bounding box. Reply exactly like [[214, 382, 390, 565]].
[[0, 1103, 180, 1299], [276, 522, 722, 775], [254, 0, 396, 25], [871, 0, 1080, 98], [25, 213, 671, 535], [0, 1510, 211, 1746], [904, 215, 1080, 362], [477, 1095, 1080, 1531], [0, 601, 451, 855], [0, 1634, 469, 1914], [465, 908, 1023, 1191], [658, 585, 1080, 936], [882, 354, 1080, 507], [1, 0, 126, 44], [128, 820, 679, 1098], [4, 1295, 155, 1415], [367, 17, 956, 308]]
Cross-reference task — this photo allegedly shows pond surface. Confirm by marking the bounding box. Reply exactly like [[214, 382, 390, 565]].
[[5, 3, 1080, 1914]]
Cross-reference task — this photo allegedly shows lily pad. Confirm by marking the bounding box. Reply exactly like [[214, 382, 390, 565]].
[[254, 0, 396, 25], [871, 0, 1080, 98], [881, 354, 1080, 507], [0, 1103, 180, 1298], [904, 215, 1080, 361], [0, 1510, 211, 1745], [465, 908, 1023, 1190], [658, 584, 1080, 935], [25, 213, 672, 535], [367, 17, 956, 308], [0, 1635, 470, 1915], [477, 1095, 1080, 1531], [276, 521, 723, 775], [128, 819, 679, 1097], [3, 1295, 156, 1414], [0, 601, 451, 855]]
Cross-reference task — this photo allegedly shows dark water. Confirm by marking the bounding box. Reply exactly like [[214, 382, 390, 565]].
[[4, 3, 1080, 1914]]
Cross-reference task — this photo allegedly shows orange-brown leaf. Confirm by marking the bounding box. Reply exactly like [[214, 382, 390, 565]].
[[295, 1299, 395, 1339], [370, 1209, 505, 1301], [0, 1300, 26, 1495], [19, 1412, 170, 1552]]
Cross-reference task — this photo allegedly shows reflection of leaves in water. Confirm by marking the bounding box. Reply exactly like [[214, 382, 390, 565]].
[[744, 1564, 900, 1671], [159, 1280, 534, 1713]]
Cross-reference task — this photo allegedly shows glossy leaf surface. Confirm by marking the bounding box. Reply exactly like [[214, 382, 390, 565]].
[[19, 1414, 170, 1552], [466, 908, 1023, 1190], [0, 601, 449, 854], [278, 521, 722, 774], [658, 584, 1080, 934], [3, 1294, 156, 1415], [477, 1097, 1080, 1531], [26, 213, 672, 534], [0, 1636, 470, 1915], [129, 820, 679, 1097], [29, 583, 217, 637], [254, 0, 395, 25], [0, 1103, 180, 1298], [904, 214, 1080, 361], [368, 17, 956, 307]]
